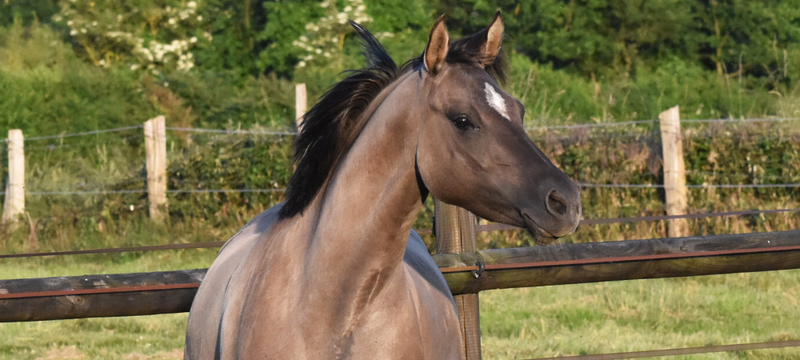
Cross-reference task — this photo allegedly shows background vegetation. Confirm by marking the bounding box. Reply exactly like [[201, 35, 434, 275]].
[[1, 0, 800, 359]]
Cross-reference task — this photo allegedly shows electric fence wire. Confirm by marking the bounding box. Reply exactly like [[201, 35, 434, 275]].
[[524, 116, 800, 131], [23, 125, 144, 141], [5, 183, 799, 196], [579, 183, 800, 189], [165, 127, 297, 136], [13, 188, 288, 196], [6, 116, 800, 143]]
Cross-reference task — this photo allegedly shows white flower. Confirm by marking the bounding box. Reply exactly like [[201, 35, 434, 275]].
[[70, 29, 77, 36], [197, 15, 203, 21], [91, 21, 97, 26], [80, 28, 87, 33], [131, 64, 139, 70], [298, 61, 306, 68], [168, 18, 176, 25], [67, 20, 74, 26], [187, 1, 197, 8], [190, 37, 197, 43]]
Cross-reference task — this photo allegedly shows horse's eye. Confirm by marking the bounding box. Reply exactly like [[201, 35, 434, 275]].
[[451, 116, 476, 131]]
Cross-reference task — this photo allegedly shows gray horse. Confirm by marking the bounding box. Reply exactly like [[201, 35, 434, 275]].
[[185, 12, 580, 360]]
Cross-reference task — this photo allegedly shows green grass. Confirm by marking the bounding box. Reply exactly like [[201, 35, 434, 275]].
[[481, 271, 800, 359], [3, 252, 800, 359]]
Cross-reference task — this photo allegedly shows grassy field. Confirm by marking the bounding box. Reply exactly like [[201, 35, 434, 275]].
[[3, 251, 800, 359]]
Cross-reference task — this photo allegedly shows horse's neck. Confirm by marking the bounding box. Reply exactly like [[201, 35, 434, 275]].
[[299, 73, 423, 323]]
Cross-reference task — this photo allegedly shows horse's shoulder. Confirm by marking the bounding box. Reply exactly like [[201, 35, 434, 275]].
[[185, 204, 283, 359], [402, 230, 456, 310]]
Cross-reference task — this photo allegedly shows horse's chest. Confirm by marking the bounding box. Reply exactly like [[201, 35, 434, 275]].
[[228, 265, 461, 359]]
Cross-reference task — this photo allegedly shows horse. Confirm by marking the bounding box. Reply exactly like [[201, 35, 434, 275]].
[[184, 12, 581, 360]]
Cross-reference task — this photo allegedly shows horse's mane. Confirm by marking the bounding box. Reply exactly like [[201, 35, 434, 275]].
[[278, 21, 507, 218]]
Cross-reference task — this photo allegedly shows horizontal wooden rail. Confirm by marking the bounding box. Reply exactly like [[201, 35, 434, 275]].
[[0, 270, 204, 322], [438, 230, 800, 294], [1, 230, 798, 322]]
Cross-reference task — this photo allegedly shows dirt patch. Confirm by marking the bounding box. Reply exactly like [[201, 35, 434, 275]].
[[125, 349, 184, 360], [36, 345, 85, 360]]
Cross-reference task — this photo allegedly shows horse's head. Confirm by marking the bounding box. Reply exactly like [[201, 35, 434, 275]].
[[414, 13, 581, 243]]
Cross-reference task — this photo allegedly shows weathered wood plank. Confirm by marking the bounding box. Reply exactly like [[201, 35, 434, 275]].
[[434, 199, 481, 360], [0, 270, 204, 322], [439, 230, 800, 294], [2, 231, 799, 321], [659, 105, 689, 237], [144, 116, 168, 222], [2, 129, 24, 224]]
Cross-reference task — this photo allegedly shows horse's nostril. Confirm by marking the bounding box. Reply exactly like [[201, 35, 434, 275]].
[[546, 190, 568, 216]]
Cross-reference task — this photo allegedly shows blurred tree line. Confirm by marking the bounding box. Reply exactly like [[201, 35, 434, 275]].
[[3, 0, 800, 134], [1, 0, 799, 250]]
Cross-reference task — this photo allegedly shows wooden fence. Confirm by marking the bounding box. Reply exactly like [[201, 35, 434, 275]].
[[1, 102, 799, 359], [1, 85, 310, 224], [2, 230, 800, 358]]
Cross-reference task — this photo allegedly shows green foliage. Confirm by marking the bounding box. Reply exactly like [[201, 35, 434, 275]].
[[0, 20, 160, 136], [364, 0, 431, 33], [439, 0, 800, 84], [1, 0, 800, 254], [54, 0, 208, 72], [257, 0, 326, 76], [0, 0, 58, 27], [195, 0, 265, 76]]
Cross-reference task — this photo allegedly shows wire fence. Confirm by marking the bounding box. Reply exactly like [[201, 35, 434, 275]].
[[1, 119, 797, 195], [2, 207, 797, 259], [2, 119, 799, 360], [3, 182, 796, 197], [7, 115, 800, 143]]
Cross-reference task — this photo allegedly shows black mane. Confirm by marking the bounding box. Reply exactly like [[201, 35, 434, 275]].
[[278, 21, 507, 218]]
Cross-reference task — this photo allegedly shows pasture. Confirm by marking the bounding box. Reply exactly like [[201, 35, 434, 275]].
[[3, 253, 800, 359], [3, 2, 800, 359]]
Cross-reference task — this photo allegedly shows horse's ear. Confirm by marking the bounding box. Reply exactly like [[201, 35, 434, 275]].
[[424, 15, 449, 75], [480, 10, 504, 67]]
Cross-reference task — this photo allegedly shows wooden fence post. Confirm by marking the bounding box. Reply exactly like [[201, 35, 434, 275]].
[[659, 106, 689, 237], [295, 83, 307, 130], [2, 129, 24, 224], [144, 116, 167, 222], [434, 199, 481, 360]]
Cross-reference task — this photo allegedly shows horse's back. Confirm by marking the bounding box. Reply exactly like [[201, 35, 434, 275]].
[[184, 205, 282, 360], [403, 230, 456, 311]]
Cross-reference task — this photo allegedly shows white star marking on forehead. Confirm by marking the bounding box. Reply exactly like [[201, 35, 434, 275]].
[[484, 82, 510, 121]]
